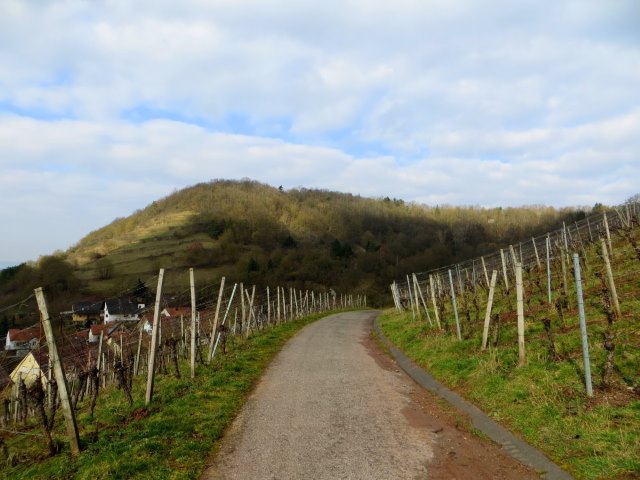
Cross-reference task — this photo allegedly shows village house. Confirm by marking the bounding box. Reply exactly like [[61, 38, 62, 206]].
[[71, 301, 103, 324], [103, 298, 142, 323], [9, 350, 49, 392], [4, 326, 41, 354], [88, 322, 123, 343]]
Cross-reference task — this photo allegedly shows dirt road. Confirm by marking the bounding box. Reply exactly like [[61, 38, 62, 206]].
[[201, 311, 539, 479]]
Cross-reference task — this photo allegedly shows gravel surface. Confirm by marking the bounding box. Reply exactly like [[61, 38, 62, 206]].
[[201, 311, 540, 480]]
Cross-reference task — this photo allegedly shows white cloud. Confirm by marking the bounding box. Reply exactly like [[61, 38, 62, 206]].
[[0, 0, 639, 262]]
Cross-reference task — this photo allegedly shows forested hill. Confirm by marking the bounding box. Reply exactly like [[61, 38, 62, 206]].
[[2, 179, 587, 317]]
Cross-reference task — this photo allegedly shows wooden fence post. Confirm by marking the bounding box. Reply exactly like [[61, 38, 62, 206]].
[[515, 263, 525, 366], [35, 287, 81, 456], [429, 275, 441, 329], [600, 239, 621, 318], [406, 275, 416, 320], [211, 283, 237, 360], [481, 256, 489, 287], [500, 249, 509, 289], [277, 286, 281, 323], [145, 269, 165, 406], [448, 270, 462, 340], [134, 329, 142, 376], [207, 277, 226, 363], [189, 268, 197, 379], [546, 235, 552, 304], [413, 274, 432, 326], [267, 287, 271, 324], [412, 274, 421, 318], [573, 254, 593, 397], [532, 237, 541, 270], [603, 213, 612, 254], [509, 245, 518, 274], [481, 270, 498, 351]]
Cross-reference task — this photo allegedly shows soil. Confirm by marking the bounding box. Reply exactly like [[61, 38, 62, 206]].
[[362, 332, 540, 480]]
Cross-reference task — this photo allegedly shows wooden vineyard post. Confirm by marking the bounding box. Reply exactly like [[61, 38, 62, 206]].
[[515, 263, 525, 366], [395, 282, 403, 311], [207, 277, 226, 363], [282, 288, 287, 322], [407, 275, 416, 320], [532, 237, 541, 270], [267, 287, 271, 325], [412, 274, 421, 319], [293, 288, 299, 318], [448, 270, 462, 340], [603, 213, 612, 254], [146, 269, 165, 406], [211, 283, 237, 360], [600, 240, 621, 318], [586, 217, 593, 242], [391, 283, 400, 310], [240, 283, 246, 337], [560, 246, 569, 302], [481, 256, 489, 287], [500, 249, 509, 289], [34, 287, 81, 456], [245, 286, 256, 338], [509, 245, 518, 274], [429, 275, 441, 328], [481, 270, 498, 351], [289, 288, 293, 320], [573, 254, 593, 397], [189, 268, 197, 379], [277, 286, 281, 323], [134, 329, 142, 376], [413, 274, 432, 326], [546, 235, 552, 304]]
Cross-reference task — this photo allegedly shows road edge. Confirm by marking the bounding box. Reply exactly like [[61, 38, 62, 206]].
[[372, 315, 575, 480]]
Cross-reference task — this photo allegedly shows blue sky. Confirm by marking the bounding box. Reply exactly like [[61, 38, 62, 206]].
[[1, 0, 639, 265]]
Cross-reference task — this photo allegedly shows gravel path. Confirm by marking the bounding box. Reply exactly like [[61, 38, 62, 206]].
[[201, 311, 540, 480]]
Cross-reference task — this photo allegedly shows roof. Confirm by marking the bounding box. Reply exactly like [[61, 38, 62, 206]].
[[8, 326, 42, 343], [104, 298, 140, 315], [72, 301, 103, 315], [89, 322, 123, 337], [166, 307, 192, 317]]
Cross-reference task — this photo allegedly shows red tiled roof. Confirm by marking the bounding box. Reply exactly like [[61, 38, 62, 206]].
[[166, 307, 191, 317], [90, 323, 112, 336], [8, 326, 42, 342]]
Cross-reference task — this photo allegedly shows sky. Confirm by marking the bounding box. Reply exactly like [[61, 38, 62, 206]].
[[1, 0, 639, 266]]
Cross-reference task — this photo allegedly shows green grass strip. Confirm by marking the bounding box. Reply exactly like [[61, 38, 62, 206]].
[[378, 309, 640, 480]]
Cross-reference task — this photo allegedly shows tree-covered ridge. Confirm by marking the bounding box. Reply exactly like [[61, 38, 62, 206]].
[[1, 179, 586, 326]]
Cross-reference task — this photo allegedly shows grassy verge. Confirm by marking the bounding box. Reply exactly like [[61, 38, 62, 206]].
[[378, 309, 640, 479], [2, 312, 328, 479]]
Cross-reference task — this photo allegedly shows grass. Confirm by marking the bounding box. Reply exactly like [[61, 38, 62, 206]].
[[1, 312, 327, 479], [378, 308, 640, 479]]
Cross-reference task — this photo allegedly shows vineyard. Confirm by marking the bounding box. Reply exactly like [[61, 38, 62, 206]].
[[0, 269, 363, 477], [384, 203, 640, 478]]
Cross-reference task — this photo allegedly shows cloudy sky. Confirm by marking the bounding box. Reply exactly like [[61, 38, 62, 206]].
[[1, 0, 639, 265]]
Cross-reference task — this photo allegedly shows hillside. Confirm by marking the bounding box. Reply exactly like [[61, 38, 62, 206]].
[[64, 180, 585, 300], [1, 179, 586, 325]]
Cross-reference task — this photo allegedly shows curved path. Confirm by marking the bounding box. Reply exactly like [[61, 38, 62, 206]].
[[201, 311, 540, 479]]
